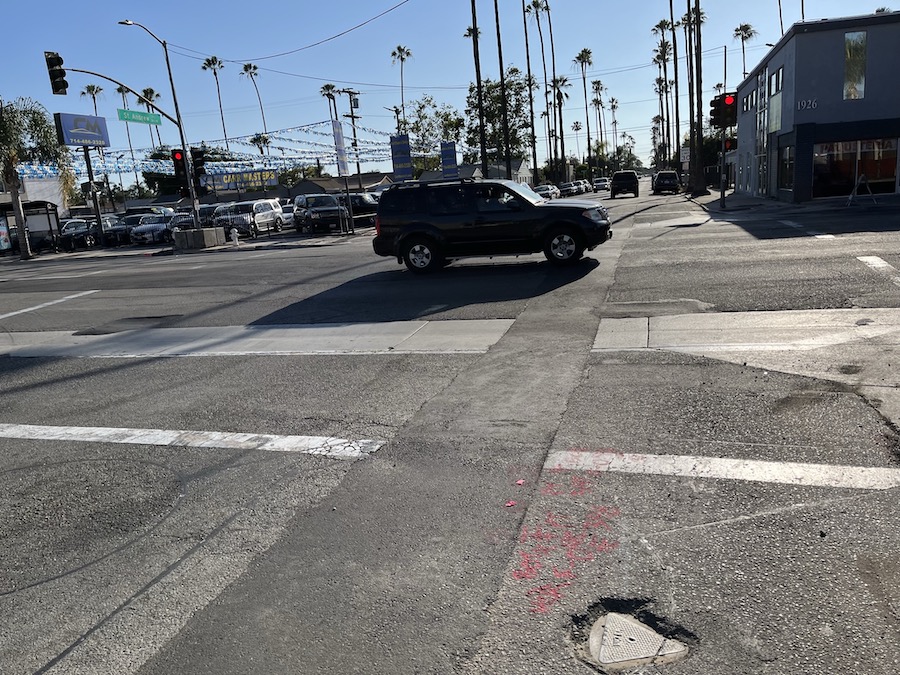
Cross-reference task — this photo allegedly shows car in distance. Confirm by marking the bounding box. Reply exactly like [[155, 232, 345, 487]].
[[533, 184, 555, 199], [609, 170, 640, 198], [337, 192, 380, 226], [577, 179, 592, 194], [592, 177, 610, 192], [129, 213, 193, 244], [293, 193, 350, 234], [652, 170, 681, 195], [59, 219, 100, 250], [372, 178, 612, 274], [213, 199, 284, 238], [558, 181, 579, 197]]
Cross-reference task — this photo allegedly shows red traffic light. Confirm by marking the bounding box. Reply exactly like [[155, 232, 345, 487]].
[[724, 94, 735, 106], [173, 151, 183, 161]]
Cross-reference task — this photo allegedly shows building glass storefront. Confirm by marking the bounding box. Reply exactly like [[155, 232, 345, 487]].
[[812, 138, 897, 198]]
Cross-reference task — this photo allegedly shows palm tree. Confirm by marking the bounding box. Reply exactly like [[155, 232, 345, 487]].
[[464, 20, 489, 173], [390, 45, 412, 125], [140, 87, 162, 148], [1, 97, 71, 259], [609, 97, 619, 171], [734, 23, 758, 77], [115, 85, 141, 189], [544, 1, 560, 177], [241, 63, 268, 150], [492, 0, 513, 179], [574, 48, 593, 179], [667, 0, 682, 165], [320, 83, 338, 121], [552, 75, 570, 175], [80, 84, 103, 116], [249, 133, 270, 156], [653, 39, 673, 165], [526, 0, 555, 179], [521, 0, 540, 184], [202, 56, 230, 151], [571, 121, 581, 159]]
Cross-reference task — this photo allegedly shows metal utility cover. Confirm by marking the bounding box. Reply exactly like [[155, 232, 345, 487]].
[[588, 613, 688, 669]]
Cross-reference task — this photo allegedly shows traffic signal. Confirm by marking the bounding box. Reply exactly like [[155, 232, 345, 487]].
[[171, 148, 188, 186], [709, 94, 723, 129], [190, 147, 208, 196], [724, 137, 738, 152], [722, 92, 738, 127], [44, 51, 68, 95]]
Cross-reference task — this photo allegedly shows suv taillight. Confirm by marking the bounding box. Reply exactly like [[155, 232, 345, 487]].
[[375, 216, 381, 235]]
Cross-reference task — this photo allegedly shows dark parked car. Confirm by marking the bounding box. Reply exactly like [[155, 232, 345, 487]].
[[610, 170, 640, 198], [293, 194, 350, 234], [337, 192, 379, 225], [59, 219, 100, 250], [372, 178, 612, 274], [652, 170, 681, 195]]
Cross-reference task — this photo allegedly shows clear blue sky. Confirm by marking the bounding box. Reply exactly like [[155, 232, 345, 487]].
[[4, 0, 889, 179]]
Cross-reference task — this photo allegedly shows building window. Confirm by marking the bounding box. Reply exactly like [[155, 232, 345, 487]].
[[844, 31, 867, 100], [778, 146, 794, 190], [769, 67, 783, 96]]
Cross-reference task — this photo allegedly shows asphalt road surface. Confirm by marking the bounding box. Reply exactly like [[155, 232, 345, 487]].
[[2, 184, 899, 674]]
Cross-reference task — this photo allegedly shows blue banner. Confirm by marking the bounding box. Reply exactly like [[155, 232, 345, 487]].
[[441, 141, 459, 179], [53, 113, 110, 148], [391, 134, 413, 181]]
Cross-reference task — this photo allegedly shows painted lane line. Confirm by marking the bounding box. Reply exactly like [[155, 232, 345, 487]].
[[546, 450, 900, 490], [780, 220, 835, 239], [858, 255, 900, 288], [0, 290, 100, 320], [0, 423, 382, 460]]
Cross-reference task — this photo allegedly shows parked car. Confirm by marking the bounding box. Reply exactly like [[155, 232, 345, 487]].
[[577, 179, 592, 194], [558, 182, 579, 197], [213, 199, 284, 238], [610, 170, 640, 198], [652, 170, 681, 195], [293, 194, 350, 234], [337, 192, 380, 225], [372, 178, 612, 273], [533, 184, 555, 199], [593, 177, 610, 192], [59, 219, 100, 250], [129, 213, 193, 245], [99, 215, 130, 246], [280, 204, 295, 228]]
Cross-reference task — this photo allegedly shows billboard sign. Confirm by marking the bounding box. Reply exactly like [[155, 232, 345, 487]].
[[53, 113, 110, 147], [391, 134, 413, 181], [441, 141, 459, 179]]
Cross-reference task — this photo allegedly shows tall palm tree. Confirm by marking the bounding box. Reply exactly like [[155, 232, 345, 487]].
[[691, 0, 708, 194], [609, 97, 619, 171], [320, 83, 338, 121], [653, 39, 673, 165], [526, 1, 555, 179], [574, 48, 593, 180], [202, 56, 230, 151], [734, 23, 759, 77], [241, 62, 268, 156], [571, 121, 582, 159], [80, 84, 103, 116], [668, 0, 682, 163], [492, 0, 513, 179], [521, 0, 540, 184], [552, 75, 570, 171], [249, 133, 270, 156], [390, 45, 412, 125], [140, 88, 162, 148], [115, 85, 140, 189], [464, 20, 488, 173], [544, 1, 560, 177]]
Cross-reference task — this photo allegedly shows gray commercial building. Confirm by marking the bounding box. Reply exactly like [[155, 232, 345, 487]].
[[734, 11, 900, 202]]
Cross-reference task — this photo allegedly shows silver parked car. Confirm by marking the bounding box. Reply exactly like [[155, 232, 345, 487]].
[[213, 199, 284, 238]]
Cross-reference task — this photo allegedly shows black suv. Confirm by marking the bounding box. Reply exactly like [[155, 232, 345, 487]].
[[609, 170, 640, 198], [372, 179, 612, 273], [652, 170, 681, 195]]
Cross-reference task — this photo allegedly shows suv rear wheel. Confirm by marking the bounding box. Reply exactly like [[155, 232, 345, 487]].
[[543, 227, 584, 265], [402, 236, 442, 273]]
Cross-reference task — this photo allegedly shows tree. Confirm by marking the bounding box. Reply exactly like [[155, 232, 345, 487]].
[[140, 88, 162, 148], [80, 84, 103, 116], [464, 20, 489, 173], [571, 121, 582, 158], [320, 83, 338, 121], [551, 75, 570, 178], [652, 20, 673, 165], [0, 98, 71, 259], [202, 56, 230, 151], [526, 0, 555, 179], [574, 48, 593, 179], [249, 133, 270, 156], [521, 0, 540, 184], [241, 63, 268, 143], [464, 67, 533, 166], [390, 45, 412, 125], [667, 0, 682, 166], [405, 94, 465, 174], [734, 23, 758, 77], [609, 97, 619, 171]]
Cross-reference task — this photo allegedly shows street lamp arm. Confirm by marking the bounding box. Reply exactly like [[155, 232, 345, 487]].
[[118, 20, 164, 47], [66, 67, 178, 125]]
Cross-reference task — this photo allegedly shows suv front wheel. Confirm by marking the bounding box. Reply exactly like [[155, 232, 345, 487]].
[[402, 236, 442, 273], [543, 227, 584, 265]]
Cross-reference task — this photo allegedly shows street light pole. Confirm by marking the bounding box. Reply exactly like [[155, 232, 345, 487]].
[[119, 20, 200, 230]]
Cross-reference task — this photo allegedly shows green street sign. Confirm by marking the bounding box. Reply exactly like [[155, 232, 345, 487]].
[[117, 108, 161, 125]]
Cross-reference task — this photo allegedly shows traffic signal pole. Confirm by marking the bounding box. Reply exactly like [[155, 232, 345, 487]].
[[720, 45, 727, 210]]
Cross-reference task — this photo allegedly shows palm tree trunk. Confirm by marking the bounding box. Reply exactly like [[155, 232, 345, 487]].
[[214, 71, 230, 151], [669, 0, 681, 161], [470, 0, 489, 174], [522, 0, 539, 184], [692, 0, 708, 194], [494, 0, 512, 179], [533, 9, 553, 181], [546, 4, 560, 179], [684, 6, 695, 186], [581, 70, 592, 180]]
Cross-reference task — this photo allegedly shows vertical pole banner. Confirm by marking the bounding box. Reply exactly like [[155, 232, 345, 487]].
[[391, 134, 413, 181], [441, 141, 459, 179], [333, 120, 350, 177]]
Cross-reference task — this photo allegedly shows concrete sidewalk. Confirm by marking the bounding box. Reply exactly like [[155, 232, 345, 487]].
[[686, 186, 900, 216]]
